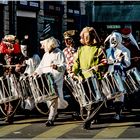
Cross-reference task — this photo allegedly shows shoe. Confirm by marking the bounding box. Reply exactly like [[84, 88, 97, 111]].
[[113, 114, 120, 121], [83, 122, 91, 130], [45, 120, 54, 127], [5, 116, 14, 124]]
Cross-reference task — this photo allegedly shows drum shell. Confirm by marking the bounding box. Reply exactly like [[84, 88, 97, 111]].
[[69, 75, 103, 107], [0, 74, 22, 104], [29, 73, 58, 103]]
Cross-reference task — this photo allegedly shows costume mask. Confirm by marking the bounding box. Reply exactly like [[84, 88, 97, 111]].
[[110, 32, 122, 48], [21, 45, 28, 57]]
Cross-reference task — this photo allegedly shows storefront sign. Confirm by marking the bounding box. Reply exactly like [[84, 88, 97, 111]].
[[17, 1, 40, 11], [107, 25, 121, 29]]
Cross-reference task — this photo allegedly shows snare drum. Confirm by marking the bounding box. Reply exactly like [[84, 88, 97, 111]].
[[29, 73, 58, 103], [72, 75, 103, 107], [126, 67, 140, 92], [101, 72, 126, 100], [0, 74, 22, 104], [19, 74, 33, 97]]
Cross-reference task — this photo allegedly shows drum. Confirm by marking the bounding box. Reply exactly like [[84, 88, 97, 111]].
[[101, 72, 126, 100], [0, 74, 22, 104], [126, 67, 140, 93], [29, 73, 58, 103], [19, 74, 33, 97], [71, 75, 103, 108]]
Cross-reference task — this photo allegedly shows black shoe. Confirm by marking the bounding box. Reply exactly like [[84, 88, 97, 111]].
[[45, 120, 54, 127], [5, 116, 14, 124], [83, 122, 91, 130]]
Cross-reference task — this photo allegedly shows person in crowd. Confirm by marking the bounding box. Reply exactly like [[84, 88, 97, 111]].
[[15, 35, 41, 114], [106, 31, 131, 120], [0, 34, 22, 123], [120, 28, 140, 71], [71, 26, 107, 129], [72, 26, 107, 80], [33, 35, 67, 127], [62, 30, 81, 117], [16, 34, 41, 75], [63, 30, 79, 75]]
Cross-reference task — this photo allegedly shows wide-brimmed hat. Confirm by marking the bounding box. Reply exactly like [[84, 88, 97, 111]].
[[63, 30, 78, 39]]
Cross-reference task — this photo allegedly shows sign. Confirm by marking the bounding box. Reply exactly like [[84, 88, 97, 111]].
[[17, 1, 40, 11], [107, 25, 121, 29]]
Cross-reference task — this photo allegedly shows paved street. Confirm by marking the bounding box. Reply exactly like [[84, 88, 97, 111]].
[[0, 109, 140, 139]]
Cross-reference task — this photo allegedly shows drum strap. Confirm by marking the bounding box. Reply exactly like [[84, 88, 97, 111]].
[[111, 48, 115, 60]]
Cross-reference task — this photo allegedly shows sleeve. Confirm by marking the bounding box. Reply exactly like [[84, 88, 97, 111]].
[[32, 54, 41, 70], [121, 49, 131, 68], [98, 48, 108, 73], [0, 43, 13, 54], [34, 55, 45, 74], [72, 48, 80, 75], [56, 51, 66, 72]]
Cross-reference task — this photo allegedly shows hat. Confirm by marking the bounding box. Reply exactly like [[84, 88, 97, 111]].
[[3, 34, 16, 44], [63, 30, 78, 39], [121, 28, 131, 38], [40, 23, 52, 41]]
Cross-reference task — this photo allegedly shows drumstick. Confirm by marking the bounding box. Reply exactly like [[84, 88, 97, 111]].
[[131, 57, 140, 60], [82, 63, 103, 73], [38, 63, 61, 69], [0, 64, 26, 68]]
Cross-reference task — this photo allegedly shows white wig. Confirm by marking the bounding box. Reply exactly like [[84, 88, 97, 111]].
[[40, 37, 59, 51]]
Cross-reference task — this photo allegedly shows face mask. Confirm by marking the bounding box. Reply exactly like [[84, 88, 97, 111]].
[[110, 37, 118, 48], [21, 45, 28, 57], [110, 32, 122, 48]]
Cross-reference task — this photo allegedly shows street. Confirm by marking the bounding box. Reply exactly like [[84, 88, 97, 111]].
[[0, 109, 140, 139]]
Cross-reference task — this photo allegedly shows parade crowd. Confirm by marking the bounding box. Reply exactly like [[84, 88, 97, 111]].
[[0, 25, 140, 130]]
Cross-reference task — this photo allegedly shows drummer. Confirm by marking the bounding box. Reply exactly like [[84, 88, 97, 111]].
[[15, 35, 41, 115], [63, 30, 80, 75], [0, 34, 22, 123], [15, 34, 41, 75], [120, 28, 140, 71], [106, 31, 131, 120], [72, 26, 107, 80], [71, 26, 107, 129], [33, 32, 67, 127]]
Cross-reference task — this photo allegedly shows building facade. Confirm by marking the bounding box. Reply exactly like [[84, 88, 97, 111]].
[[92, 1, 140, 44], [0, 1, 89, 51]]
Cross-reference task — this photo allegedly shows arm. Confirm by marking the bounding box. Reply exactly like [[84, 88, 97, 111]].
[[52, 51, 66, 73]]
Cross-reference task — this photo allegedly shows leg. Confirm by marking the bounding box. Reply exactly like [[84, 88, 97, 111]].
[[46, 98, 58, 126], [83, 101, 105, 129], [113, 93, 124, 120]]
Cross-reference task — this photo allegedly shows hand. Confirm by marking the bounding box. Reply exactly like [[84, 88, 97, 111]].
[[51, 64, 58, 70], [69, 72, 79, 81], [32, 72, 38, 76], [100, 59, 108, 65], [15, 64, 22, 72], [107, 59, 114, 64], [93, 65, 98, 71], [117, 53, 124, 62]]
